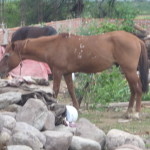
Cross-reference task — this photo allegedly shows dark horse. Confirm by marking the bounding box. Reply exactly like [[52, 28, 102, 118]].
[[11, 26, 57, 42], [0, 31, 149, 119]]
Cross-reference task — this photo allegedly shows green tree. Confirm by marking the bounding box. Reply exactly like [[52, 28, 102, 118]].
[[1, 0, 139, 28], [4, 1, 20, 28], [19, 0, 84, 25], [83, 0, 138, 19]]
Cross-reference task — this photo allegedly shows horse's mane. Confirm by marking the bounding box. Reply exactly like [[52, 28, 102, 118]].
[[11, 26, 57, 42]]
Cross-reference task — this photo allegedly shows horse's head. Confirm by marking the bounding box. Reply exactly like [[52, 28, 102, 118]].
[[0, 42, 23, 78]]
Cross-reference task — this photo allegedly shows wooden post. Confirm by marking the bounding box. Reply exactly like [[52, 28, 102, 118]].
[[1, 22, 8, 45]]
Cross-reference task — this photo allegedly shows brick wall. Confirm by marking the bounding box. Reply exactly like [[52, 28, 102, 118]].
[[0, 18, 150, 45]]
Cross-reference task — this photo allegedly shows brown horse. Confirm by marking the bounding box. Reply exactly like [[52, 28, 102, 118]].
[[0, 31, 149, 118]]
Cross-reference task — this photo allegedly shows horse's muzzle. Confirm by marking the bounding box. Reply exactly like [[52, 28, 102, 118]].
[[0, 72, 7, 78]]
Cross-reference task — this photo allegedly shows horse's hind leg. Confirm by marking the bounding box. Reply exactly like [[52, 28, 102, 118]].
[[64, 73, 80, 110], [135, 79, 142, 112], [124, 70, 142, 119], [126, 83, 135, 113]]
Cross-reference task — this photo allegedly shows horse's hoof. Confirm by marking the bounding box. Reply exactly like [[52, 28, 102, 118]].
[[124, 112, 140, 119]]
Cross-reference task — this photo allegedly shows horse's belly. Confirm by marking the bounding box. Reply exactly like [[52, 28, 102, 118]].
[[68, 54, 114, 73], [77, 63, 113, 73]]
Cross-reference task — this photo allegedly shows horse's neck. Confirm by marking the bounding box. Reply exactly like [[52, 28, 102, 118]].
[[23, 39, 53, 63]]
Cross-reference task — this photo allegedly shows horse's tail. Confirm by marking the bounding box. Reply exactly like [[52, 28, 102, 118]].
[[139, 40, 149, 93]]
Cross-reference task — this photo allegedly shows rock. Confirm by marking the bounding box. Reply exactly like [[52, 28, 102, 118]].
[[0, 115, 16, 130], [144, 136, 150, 149], [0, 117, 3, 131], [75, 118, 106, 149], [7, 145, 32, 150], [5, 104, 22, 113], [16, 98, 49, 130], [43, 130, 73, 150], [0, 128, 11, 148], [115, 144, 143, 150], [0, 92, 21, 109], [69, 136, 101, 150], [13, 122, 46, 146], [54, 124, 77, 135], [105, 129, 145, 150], [50, 103, 66, 126], [8, 132, 43, 150], [0, 118, 13, 149], [43, 111, 55, 130], [0, 111, 16, 118], [0, 79, 8, 87], [2, 127, 12, 135]]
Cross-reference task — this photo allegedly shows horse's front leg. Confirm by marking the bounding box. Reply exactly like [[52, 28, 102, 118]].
[[52, 69, 63, 98], [64, 73, 80, 110]]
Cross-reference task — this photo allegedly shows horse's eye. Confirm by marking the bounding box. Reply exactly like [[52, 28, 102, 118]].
[[4, 53, 10, 58]]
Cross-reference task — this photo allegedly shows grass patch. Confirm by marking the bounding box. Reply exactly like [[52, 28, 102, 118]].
[[79, 107, 150, 138]]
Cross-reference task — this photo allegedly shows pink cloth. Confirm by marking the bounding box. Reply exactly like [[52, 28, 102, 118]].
[[0, 46, 51, 80]]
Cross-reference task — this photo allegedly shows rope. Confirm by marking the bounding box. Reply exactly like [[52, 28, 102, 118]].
[[17, 49, 23, 76], [19, 61, 23, 76]]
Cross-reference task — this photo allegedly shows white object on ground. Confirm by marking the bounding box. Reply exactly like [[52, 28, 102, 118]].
[[66, 105, 78, 123]]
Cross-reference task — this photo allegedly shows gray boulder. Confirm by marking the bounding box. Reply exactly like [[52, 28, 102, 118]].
[[54, 124, 77, 135], [16, 98, 49, 130], [69, 136, 101, 150], [0, 117, 12, 146], [0, 111, 16, 118], [115, 144, 144, 150], [5, 104, 22, 113], [7, 145, 32, 150], [144, 136, 150, 149], [43, 111, 55, 130], [105, 129, 145, 150], [43, 130, 73, 150], [0, 128, 11, 149], [8, 132, 43, 150], [13, 122, 46, 145], [0, 92, 21, 109], [75, 118, 106, 148], [0, 115, 16, 130]]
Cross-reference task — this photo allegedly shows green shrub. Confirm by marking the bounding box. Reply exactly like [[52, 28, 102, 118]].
[[78, 19, 135, 36], [75, 66, 130, 107]]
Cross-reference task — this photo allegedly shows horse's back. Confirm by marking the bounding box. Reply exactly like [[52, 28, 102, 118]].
[[56, 31, 143, 73]]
